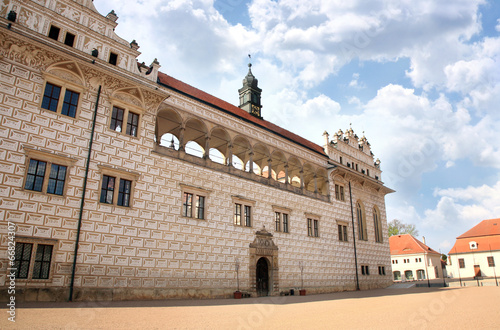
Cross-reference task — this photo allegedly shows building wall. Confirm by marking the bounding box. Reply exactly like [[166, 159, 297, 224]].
[[391, 253, 443, 281], [447, 251, 500, 279], [0, 0, 393, 301]]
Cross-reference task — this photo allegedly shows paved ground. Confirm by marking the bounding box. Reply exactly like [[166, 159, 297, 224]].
[[1, 286, 499, 329]]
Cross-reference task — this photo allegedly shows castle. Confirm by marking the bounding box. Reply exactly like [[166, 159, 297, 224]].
[[0, 0, 393, 301]]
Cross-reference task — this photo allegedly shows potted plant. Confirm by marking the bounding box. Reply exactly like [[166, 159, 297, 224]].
[[299, 261, 306, 295], [234, 258, 242, 299]]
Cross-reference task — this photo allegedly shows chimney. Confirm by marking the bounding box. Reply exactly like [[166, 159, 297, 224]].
[[422, 236, 426, 245]]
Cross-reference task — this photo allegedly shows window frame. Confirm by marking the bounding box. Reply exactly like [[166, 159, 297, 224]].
[[334, 184, 345, 201], [97, 165, 140, 208], [487, 256, 495, 267], [22, 147, 76, 197], [378, 266, 386, 276], [232, 195, 255, 228], [40, 73, 84, 119], [13, 238, 57, 282], [108, 98, 143, 138], [273, 206, 291, 234], [458, 258, 465, 268], [337, 221, 348, 242], [373, 206, 383, 243], [356, 201, 368, 241], [305, 213, 320, 238], [180, 184, 210, 220]]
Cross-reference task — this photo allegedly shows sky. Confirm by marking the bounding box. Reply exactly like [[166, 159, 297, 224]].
[[93, 0, 500, 254]]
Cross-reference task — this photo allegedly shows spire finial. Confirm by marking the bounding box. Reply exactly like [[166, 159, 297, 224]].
[[248, 54, 252, 68]]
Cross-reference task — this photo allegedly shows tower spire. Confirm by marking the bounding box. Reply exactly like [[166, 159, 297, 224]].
[[239, 55, 262, 118]]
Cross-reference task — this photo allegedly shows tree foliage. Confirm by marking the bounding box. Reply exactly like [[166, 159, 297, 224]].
[[388, 219, 419, 237]]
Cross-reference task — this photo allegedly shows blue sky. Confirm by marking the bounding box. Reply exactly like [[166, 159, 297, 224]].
[[94, 0, 500, 253]]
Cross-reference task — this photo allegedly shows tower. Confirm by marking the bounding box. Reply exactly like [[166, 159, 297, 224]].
[[239, 59, 262, 118]]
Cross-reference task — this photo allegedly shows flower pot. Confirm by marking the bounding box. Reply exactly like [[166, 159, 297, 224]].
[[299, 289, 306, 296], [234, 291, 242, 299]]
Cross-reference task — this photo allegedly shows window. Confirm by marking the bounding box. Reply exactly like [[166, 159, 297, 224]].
[[378, 266, 386, 275], [458, 258, 465, 268], [338, 223, 348, 242], [361, 265, 370, 275], [41, 81, 81, 118], [274, 210, 290, 233], [14, 241, 55, 280], [109, 52, 118, 65], [48, 25, 60, 40], [232, 196, 254, 227], [307, 218, 319, 237], [181, 185, 209, 220], [110, 105, 141, 137], [488, 256, 495, 267], [356, 202, 367, 240], [373, 207, 382, 243], [23, 148, 75, 196], [64, 32, 75, 47], [335, 184, 345, 201], [98, 165, 139, 207]]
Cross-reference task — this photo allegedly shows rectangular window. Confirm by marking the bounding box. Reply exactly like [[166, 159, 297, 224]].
[[14, 242, 54, 281], [117, 179, 132, 207], [459, 258, 465, 268], [196, 195, 205, 219], [378, 266, 385, 275], [48, 25, 60, 40], [488, 256, 495, 267], [47, 164, 67, 195], [339, 156, 343, 164], [307, 218, 313, 237], [32, 244, 53, 279], [244, 205, 251, 227], [334, 184, 345, 201], [42, 83, 61, 112], [14, 243, 33, 279], [25, 159, 47, 192], [338, 224, 348, 241], [361, 265, 366, 275], [109, 52, 118, 65], [110, 106, 125, 132], [283, 213, 289, 233], [61, 89, 79, 117], [184, 193, 193, 217], [100, 175, 115, 204], [313, 219, 319, 237], [234, 204, 242, 226], [64, 32, 75, 47], [275, 212, 281, 232], [126, 112, 139, 137], [41, 82, 80, 118]]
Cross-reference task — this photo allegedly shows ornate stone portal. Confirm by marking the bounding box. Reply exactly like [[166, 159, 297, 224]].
[[249, 227, 279, 296]]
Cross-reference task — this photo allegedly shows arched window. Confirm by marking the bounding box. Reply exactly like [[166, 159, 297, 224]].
[[356, 202, 367, 240], [373, 207, 382, 243]]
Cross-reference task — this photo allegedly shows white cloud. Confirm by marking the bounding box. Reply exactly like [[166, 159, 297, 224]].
[[496, 18, 500, 32]]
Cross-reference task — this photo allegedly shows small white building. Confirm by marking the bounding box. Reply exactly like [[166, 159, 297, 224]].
[[447, 218, 500, 279], [389, 234, 443, 281]]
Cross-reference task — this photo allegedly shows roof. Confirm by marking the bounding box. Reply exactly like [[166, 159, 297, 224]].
[[389, 234, 441, 256], [457, 218, 500, 238], [449, 219, 500, 255], [157, 72, 327, 157]]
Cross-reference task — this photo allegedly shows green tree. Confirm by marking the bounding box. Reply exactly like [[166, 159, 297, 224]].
[[388, 219, 419, 237]]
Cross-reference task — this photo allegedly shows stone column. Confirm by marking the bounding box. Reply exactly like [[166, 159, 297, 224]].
[[248, 152, 254, 173], [267, 159, 272, 179], [227, 144, 233, 166], [284, 164, 289, 185], [203, 134, 210, 160], [313, 174, 318, 194], [178, 126, 186, 152], [300, 170, 304, 189]]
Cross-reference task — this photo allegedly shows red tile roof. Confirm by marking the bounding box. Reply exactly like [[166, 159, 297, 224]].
[[157, 72, 327, 157], [457, 218, 500, 238], [389, 234, 440, 256], [448, 219, 500, 255]]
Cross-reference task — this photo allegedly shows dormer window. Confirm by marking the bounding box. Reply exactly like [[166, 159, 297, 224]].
[[109, 52, 118, 66], [48, 26, 60, 41]]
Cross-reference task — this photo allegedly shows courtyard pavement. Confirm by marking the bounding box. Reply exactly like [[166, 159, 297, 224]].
[[1, 286, 499, 329]]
